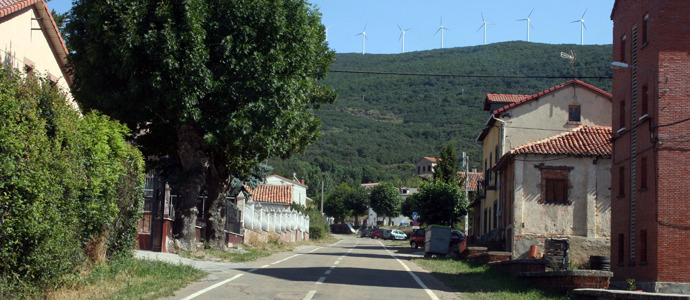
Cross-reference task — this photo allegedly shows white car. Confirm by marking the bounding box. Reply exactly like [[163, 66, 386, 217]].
[[389, 229, 407, 240]]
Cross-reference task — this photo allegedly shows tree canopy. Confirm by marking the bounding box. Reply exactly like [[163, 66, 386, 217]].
[[434, 143, 458, 185], [404, 181, 468, 228], [66, 0, 336, 249], [369, 182, 402, 221]]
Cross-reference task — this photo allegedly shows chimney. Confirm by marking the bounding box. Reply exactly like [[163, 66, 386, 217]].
[[301, 177, 305, 185]]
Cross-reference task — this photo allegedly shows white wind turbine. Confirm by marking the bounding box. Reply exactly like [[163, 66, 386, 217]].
[[355, 24, 368, 54], [398, 24, 411, 53], [571, 9, 587, 45], [435, 17, 449, 48], [325, 24, 333, 42], [476, 13, 494, 45], [517, 9, 534, 42]]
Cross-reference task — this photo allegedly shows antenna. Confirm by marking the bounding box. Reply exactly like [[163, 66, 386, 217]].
[[355, 24, 368, 54], [398, 24, 412, 53], [517, 9, 534, 42], [476, 13, 494, 45], [571, 9, 587, 45], [435, 17, 449, 48], [560, 50, 578, 77]]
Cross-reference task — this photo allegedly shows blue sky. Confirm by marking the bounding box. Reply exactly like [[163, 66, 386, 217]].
[[48, 0, 615, 54]]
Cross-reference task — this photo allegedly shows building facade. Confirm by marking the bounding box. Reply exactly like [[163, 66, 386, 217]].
[[611, 0, 690, 292]]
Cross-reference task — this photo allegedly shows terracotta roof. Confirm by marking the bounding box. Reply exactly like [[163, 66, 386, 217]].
[[423, 157, 438, 162], [477, 79, 612, 142], [248, 184, 293, 204], [484, 94, 531, 111], [1, 0, 71, 85], [458, 172, 484, 191], [495, 125, 612, 169], [266, 174, 307, 188]]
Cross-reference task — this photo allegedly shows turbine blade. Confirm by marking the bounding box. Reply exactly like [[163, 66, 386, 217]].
[[398, 24, 402, 31], [435, 27, 441, 34], [363, 24, 367, 31], [530, 22, 535, 30], [571, 20, 581, 23], [405, 28, 412, 31], [517, 18, 527, 21], [528, 8, 534, 18], [481, 13, 485, 22], [581, 9, 587, 19], [476, 24, 485, 32], [399, 32, 403, 41], [582, 22, 588, 30]]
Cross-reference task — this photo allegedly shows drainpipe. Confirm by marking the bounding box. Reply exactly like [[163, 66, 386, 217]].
[[490, 114, 506, 237]]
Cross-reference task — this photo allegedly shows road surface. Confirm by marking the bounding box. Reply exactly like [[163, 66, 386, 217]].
[[166, 236, 461, 300]]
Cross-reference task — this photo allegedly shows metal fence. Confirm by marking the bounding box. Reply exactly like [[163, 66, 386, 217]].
[[243, 202, 309, 233]]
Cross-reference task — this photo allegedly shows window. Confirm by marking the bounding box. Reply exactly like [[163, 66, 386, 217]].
[[641, 85, 648, 117], [24, 64, 34, 78], [483, 208, 488, 234], [640, 230, 647, 263], [618, 166, 625, 197], [619, 101, 626, 129], [620, 35, 627, 62], [618, 234, 625, 264], [493, 201, 498, 228], [642, 13, 649, 44], [568, 105, 581, 122], [640, 157, 648, 190], [544, 179, 568, 204]]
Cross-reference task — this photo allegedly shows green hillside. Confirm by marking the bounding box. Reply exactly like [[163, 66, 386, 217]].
[[269, 41, 612, 197]]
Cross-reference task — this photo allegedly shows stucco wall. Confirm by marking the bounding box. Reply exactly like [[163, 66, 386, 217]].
[[510, 156, 611, 264], [0, 5, 74, 107]]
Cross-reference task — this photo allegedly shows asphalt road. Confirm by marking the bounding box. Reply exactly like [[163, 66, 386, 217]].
[[167, 236, 461, 300]]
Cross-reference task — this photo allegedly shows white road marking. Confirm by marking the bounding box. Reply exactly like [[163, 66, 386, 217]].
[[247, 268, 257, 272], [329, 266, 336, 270], [325, 269, 332, 275], [303, 290, 317, 300], [333, 261, 340, 265], [271, 254, 301, 265], [308, 247, 322, 253], [378, 241, 440, 300], [181, 274, 244, 300], [261, 264, 270, 268], [316, 276, 326, 284]]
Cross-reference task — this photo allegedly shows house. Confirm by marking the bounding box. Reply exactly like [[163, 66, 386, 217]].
[[475, 79, 612, 243], [415, 157, 438, 178], [246, 184, 293, 210], [264, 174, 308, 207], [0, 0, 75, 108], [493, 125, 612, 264], [610, 0, 690, 292]]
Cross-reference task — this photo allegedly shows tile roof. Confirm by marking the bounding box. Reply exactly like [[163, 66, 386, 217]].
[[266, 174, 307, 188], [495, 125, 612, 169], [458, 172, 484, 191], [246, 184, 293, 204], [484, 94, 531, 110], [0, 0, 37, 18], [477, 79, 612, 142], [423, 157, 438, 162]]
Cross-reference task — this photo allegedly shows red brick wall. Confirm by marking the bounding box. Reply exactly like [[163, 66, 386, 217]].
[[611, 0, 690, 283]]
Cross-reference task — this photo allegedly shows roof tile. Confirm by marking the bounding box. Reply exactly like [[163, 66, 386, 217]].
[[509, 125, 612, 157], [249, 185, 293, 204]]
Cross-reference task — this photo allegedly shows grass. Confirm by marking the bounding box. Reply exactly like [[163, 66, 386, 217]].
[[180, 235, 340, 263], [47, 258, 206, 300], [413, 258, 568, 300]]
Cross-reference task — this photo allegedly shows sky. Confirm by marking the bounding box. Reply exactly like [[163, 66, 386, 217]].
[[48, 0, 615, 54]]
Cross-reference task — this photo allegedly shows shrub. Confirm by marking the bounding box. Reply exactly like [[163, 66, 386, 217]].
[[304, 207, 329, 240], [0, 67, 144, 296]]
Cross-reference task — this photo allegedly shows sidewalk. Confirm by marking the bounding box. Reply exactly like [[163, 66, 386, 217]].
[[134, 250, 244, 273]]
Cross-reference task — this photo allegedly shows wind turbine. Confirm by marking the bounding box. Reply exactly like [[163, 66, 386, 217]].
[[517, 9, 534, 42], [435, 17, 449, 48], [571, 9, 587, 45], [476, 13, 494, 45], [325, 24, 333, 42], [355, 24, 367, 55], [398, 24, 411, 53]]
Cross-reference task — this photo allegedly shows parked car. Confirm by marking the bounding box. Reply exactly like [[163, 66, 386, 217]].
[[370, 228, 385, 239], [409, 228, 465, 249], [389, 229, 407, 240], [383, 229, 392, 239], [359, 227, 374, 237]]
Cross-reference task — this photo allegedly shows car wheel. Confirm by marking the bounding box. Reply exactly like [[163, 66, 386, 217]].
[[411, 241, 418, 249]]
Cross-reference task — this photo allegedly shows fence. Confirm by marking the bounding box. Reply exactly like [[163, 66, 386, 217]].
[[243, 202, 310, 234]]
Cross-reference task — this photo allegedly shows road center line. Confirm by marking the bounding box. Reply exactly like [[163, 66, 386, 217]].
[[316, 276, 326, 284], [303, 290, 317, 300], [182, 274, 244, 300], [378, 241, 440, 300], [307, 247, 322, 253], [271, 254, 301, 265], [324, 269, 332, 275], [247, 268, 257, 272]]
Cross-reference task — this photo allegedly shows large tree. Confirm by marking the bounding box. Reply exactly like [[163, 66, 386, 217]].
[[66, 0, 336, 250], [343, 185, 369, 226], [409, 181, 467, 227], [434, 143, 459, 185], [369, 182, 402, 225], [323, 183, 351, 224]]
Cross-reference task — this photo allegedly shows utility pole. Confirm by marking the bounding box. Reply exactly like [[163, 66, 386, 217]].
[[321, 181, 324, 213], [464, 153, 469, 236]]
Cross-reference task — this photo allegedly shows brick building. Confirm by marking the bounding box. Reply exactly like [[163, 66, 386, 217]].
[[611, 0, 690, 293]]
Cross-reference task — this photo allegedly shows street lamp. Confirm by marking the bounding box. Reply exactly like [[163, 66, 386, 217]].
[[611, 61, 656, 72]]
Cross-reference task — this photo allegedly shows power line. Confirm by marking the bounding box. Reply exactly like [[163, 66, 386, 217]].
[[329, 70, 612, 79]]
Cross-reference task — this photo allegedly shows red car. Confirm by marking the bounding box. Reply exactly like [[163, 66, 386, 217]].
[[370, 228, 385, 239], [409, 228, 465, 249]]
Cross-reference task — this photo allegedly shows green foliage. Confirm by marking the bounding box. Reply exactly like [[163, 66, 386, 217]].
[[0, 67, 145, 296], [407, 181, 468, 227], [369, 182, 402, 219], [434, 143, 458, 185], [270, 42, 612, 193], [324, 183, 369, 223], [343, 185, 369, 218], [304, 206, 330, 240]]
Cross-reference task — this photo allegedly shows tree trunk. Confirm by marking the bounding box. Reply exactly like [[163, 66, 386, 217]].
[[204, 151, 231, 250], [173, 125, 208, 251]]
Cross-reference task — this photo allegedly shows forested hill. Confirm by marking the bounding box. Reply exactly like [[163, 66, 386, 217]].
[[269, 41, 612, 197]]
